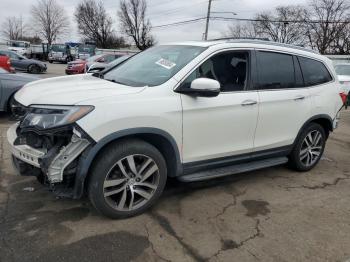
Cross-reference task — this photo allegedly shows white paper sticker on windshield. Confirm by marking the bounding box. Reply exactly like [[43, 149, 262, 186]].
[[156, 58, 176, 69]]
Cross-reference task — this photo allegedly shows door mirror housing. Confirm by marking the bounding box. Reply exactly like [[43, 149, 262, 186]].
[[178, 78, 221, 97]]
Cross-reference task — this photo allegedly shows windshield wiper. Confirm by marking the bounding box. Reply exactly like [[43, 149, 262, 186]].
[[104, 79, 126, 85], [92, 72, 103, 78]]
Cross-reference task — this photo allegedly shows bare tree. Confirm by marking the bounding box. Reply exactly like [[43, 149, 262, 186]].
[[225, 22, 259, 39], [254, 5, 307, 45], [332, 23, 350, 54], [303, 0, 350, 54], [225, 6, 307, 45], [30, 0, 69, 45], [119, 0, 155, 50], [1, 16, 26, 40], [75, 0, 121, 48]]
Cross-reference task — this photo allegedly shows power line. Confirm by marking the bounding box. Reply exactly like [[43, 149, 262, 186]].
[[152, 17, 207, 29], [210, 16, 350, 24], [151, 16, 350, 30]]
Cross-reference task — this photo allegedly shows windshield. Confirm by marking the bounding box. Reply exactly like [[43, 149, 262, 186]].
[[335, 64, 350, 76], [103, 45, 206, 87], [16, 53, 27, 60], [108, 55, 130, 67], [51, 45, 66, 52]]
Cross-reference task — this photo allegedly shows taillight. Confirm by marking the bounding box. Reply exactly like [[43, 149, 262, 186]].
[[340, 92, 348, 104]]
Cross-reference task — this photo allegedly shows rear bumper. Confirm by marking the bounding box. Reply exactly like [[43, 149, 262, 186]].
[[65, 68, 84, 75], [49, 57, 67, 62]]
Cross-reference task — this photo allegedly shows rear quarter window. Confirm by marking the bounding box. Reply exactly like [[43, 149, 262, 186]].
[[298, 57, 332, 87]]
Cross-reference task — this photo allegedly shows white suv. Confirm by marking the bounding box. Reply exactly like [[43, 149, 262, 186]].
[[8, 40, 343, 218]]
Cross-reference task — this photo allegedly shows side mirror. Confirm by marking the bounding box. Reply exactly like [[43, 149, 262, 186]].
[[178, 78, 220, 97]]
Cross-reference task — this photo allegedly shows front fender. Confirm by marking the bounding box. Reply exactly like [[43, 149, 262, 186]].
[[72, 127, 182, 199]]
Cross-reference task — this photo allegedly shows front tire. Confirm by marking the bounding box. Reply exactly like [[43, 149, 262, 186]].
[[28, 64, 41, 74], [88, 139, 167, 219], [289, 123, 326, 171]]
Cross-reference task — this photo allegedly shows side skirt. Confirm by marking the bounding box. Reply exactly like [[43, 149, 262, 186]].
[[178, 156, 288, 182], [182, 145, 292, 175]]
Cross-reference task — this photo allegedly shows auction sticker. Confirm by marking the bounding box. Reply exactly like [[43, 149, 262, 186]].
[[156, 58, 176, 69]]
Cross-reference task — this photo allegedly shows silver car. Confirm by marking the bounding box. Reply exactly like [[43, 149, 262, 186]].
[[0, 68, 38, 112]]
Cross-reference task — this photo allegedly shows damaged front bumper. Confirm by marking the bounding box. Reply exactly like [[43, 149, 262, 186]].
[[8, 123, 46, 168], [7, 122, 92, 195]]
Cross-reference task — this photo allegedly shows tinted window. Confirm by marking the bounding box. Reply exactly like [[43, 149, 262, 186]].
[[257, 51, 295, 89], [298, 57, 332, 86], [1, 51, 19, 60], [181, 51, 249, 92]]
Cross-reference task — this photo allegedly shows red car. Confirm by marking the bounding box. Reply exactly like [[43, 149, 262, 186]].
[[65, 53, 125, 75], [65, 59, 87, 75], [0, 55, 15, 73]]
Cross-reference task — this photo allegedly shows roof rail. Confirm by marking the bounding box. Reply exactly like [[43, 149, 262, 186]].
[[209, 37, 270, 41], [209, 38, 319, 54]]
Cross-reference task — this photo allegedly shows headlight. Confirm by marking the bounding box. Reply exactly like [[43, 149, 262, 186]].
[[20, 105, 94, 130]]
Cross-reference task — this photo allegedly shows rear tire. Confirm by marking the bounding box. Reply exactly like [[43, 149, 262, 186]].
[[88, 139, 167, 219], [288, 123, 326, 171]]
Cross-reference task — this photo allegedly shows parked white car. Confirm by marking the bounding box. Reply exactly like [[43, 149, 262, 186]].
[[8, 40, 343, 218], [334, 63, 350, 96]]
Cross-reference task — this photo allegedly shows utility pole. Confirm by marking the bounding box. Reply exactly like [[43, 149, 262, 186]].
[[20, 15, 23, 39], [204, 0, 213, 40]]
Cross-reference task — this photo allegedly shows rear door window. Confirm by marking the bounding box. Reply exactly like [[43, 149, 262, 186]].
[[257, 51, 296, 90], [298, 57, 332, 87]]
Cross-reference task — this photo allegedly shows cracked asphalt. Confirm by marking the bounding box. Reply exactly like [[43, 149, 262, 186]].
[[1, 109, 350, 262]]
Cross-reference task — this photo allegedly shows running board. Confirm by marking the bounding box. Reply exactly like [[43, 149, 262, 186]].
[[178, 157, 288, 182]]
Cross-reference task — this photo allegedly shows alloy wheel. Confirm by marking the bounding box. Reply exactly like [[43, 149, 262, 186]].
[[103, 154, 160, 211], [29, 65, 40, 74], [299, 130, 323, 167]]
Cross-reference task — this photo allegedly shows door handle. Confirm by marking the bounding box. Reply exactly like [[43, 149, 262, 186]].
[[294, 95, 305, 101], [241, 100, 258, 106]]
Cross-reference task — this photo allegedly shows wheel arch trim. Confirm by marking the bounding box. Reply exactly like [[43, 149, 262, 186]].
[[293, 114, 333, 147], [73, 127, 182, 199]]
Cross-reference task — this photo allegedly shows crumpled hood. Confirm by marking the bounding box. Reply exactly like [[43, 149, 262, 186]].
[[15, 74, 145, 106]]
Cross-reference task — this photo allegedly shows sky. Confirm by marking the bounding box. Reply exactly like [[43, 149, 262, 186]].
[[0, 0, 308, 44]]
